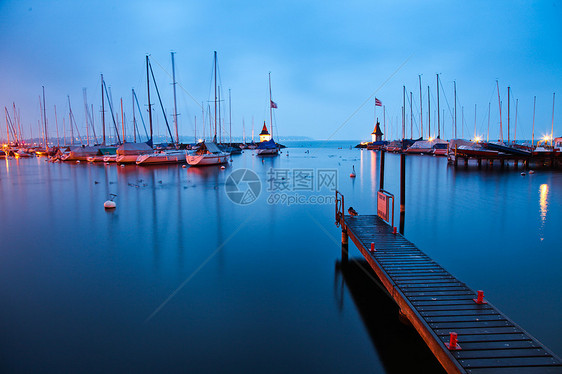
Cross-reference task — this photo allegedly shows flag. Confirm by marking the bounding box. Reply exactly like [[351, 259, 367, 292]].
[[375, 98, 382, 107], [270, 100, 278, 109]]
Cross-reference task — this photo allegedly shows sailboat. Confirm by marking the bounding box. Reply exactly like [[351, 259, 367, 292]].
[[116, 56, 154, 164], [186, 51, 229, 166], [257, 72, 279, 156], [137, 52, 187, 165]]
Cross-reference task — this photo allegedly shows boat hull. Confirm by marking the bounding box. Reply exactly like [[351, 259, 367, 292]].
[[256, 148, 279, 156], [136, 152, 186, 165], [186, 153, 229, 166]]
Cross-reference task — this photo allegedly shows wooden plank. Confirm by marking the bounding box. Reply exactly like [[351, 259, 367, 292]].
[[426, 315, 505, 323], [421, 309, 499, 317], [430, 320, 513, 329], [466, 366, 562, 373], [459, 356, 561, 368], [454, 348, 549, 359], [438, 333, 533, 343], [457, 340, 540, 351], [434, 326, 521, 335], [418, 304, 494, 312]]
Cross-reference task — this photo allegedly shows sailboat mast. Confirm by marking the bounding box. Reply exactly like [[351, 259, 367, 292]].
[[121, 98, 125, 142], [132, 89, 136, 143], [383, 105, 386, 140], [194, 115, 197, 143], [55, 105, 60, 147], [101, 74, 106, 145], [218, 87, 222, 143], [474, 104, 476, 139], [532, 96, 536, 146], [419, 75, 423, 139], [171, 52, 179, 145], [551, 93, 555, 146], [487, 102, 490, 142], [496, 80, 503, 143], [269, 72, 273, 140], [146, 55, 153, 145], [243, 118, 245, 144], [436, 74, 440, 139], [410, 91, 413, 139], [452, 82, 457, 139], [42, 86, 48, 152], [229, 88, 232, 146], [427, 86, 431, 138], [514, 99, 518, 142], [214, 51, 217, 141], [507, 86, 510, 143]]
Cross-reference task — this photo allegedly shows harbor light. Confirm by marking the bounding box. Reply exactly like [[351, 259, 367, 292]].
[[474, 136, 482, 143], [428, 137, 433, 142]]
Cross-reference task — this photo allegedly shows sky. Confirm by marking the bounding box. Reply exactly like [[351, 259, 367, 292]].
[[0, 0, 561, 142]]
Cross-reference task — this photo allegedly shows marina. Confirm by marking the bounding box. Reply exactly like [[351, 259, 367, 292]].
[[1, 1, 562, 372]]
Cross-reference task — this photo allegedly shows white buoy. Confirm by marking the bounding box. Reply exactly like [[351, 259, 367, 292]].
[[521, 172, 526, 176], [529, 170, 535, 174], [120, 164, 125, 168], [182, 165, 187, 168], [220, 165, 226, 169], [350, 165, 356, 178], [104, 200, 116, 209], [76, 160, 80, 164], [105, 162, 110, 165]]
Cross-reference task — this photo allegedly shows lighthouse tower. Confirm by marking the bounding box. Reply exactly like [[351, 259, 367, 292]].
[[259, 122, 271, 142], [371, 120, 383, 142]]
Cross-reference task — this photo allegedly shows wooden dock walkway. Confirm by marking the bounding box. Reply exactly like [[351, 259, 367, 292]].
[[336, 201, 562, 373]]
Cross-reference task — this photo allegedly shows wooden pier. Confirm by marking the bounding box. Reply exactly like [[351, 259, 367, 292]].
[[335, 193, 562, 373]]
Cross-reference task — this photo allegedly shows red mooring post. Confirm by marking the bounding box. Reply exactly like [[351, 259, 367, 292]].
[[447, 332, 461, 350], [473, 290, 487, 304], [370, 242, 375, 252]]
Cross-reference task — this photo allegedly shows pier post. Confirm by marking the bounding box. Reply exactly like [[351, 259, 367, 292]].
[[379, 149, 385, 191], [477, 158, 482, 168], [341, 229, 348, 264], [399, 153, 406, 235], [514, 159, 519, 170]]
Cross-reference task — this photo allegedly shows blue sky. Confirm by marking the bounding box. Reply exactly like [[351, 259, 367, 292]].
[[0, 0, 561, 142]]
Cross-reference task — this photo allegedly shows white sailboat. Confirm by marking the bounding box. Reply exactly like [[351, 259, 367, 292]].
[[186, 51, 230, 166], [186, 141, 228, 166]]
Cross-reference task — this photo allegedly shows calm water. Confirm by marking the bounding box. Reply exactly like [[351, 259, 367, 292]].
[[0, 141, 560, 373]]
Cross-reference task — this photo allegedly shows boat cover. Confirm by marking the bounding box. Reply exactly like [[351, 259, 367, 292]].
[[258, 139, 277, 150], [116, 142, 152, 155]]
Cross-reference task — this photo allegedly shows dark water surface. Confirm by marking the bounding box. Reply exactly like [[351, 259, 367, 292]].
[[0, 141, 560, 373]]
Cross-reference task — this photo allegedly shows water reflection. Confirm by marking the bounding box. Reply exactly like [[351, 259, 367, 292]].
[[539, 183, 549, 240]]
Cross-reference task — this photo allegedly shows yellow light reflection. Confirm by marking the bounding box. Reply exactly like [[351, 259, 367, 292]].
[[539, 183, 549, 240]]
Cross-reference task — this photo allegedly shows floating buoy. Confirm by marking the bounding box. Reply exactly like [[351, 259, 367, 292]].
[[104, 194, 117, 209], [182, 165, 187, 168], [521, 172, 526, 176], [76, 160, 80, 164], [120, 164, 125, 168], [220, 165, 226, 169], [105, 162, 110, 165], [104, 200, 116, 209], [529, 170, 535, 174], [350, 165, 356, 178]]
